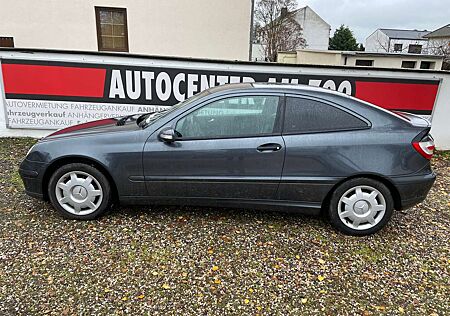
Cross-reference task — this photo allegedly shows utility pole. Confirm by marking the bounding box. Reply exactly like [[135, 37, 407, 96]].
[[249, 0, 256, 61]]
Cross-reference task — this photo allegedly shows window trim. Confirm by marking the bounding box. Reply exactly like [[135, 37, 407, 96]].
[[95, 6, 129, 52], [172, 93, 284, 141], [281, 94, 371, 136]]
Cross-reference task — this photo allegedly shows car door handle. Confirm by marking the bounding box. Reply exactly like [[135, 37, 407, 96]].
[[257, 143, 283, 152]]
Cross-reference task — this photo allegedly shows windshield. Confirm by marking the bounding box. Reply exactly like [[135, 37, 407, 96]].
[[140, 89, 211, 128]]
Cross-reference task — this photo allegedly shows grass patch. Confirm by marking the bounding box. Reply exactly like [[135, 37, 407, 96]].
[[435, 150, 450, 160], [10, 169, 24, 191], [354, 244, 384, 262]]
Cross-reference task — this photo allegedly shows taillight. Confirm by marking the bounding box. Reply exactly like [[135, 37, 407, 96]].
[[413, 135, 435, 160]]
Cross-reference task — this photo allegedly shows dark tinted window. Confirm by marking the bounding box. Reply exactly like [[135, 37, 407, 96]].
[[401, 61, 416, 69], [355, 59, 373, 66], [284, 97, 368, 134], [408, 44, 422, 54]]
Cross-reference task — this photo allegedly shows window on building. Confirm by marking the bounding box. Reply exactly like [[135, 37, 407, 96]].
[[0, 37, 14, 47], [420, 61, 435, 70], [95, 7, 128, 52], [401, 61, 416, 69], [393, 43, 403, 52], [283, 97, 368, 134], [355, 59, 374, 67], [408, 44, 422, 54]]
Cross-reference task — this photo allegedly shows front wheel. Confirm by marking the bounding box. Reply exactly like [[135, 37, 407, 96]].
[[328, 178, 394, 236], [48, 163, 112, 220]]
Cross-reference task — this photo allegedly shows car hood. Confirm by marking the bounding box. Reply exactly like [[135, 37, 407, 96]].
[[44, 115, 142, 140]]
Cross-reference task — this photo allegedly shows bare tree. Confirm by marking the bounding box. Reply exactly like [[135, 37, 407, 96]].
[[255, 0, 306, 62], [428, 39, 450, 70], [373, 32, 390, 52]]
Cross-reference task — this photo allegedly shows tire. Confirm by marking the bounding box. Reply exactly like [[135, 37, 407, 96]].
[[328, 178, 394, 236], [48, 163, 113, 220]]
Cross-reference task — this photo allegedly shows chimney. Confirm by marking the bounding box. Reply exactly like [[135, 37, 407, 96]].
[[281, 7, 288, 18]]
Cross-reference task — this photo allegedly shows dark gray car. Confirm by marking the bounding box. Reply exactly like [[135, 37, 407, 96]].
[[19, 83, 436, 235]]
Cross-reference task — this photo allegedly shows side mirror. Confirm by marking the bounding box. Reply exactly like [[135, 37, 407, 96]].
[[158, 128, 177, 143]]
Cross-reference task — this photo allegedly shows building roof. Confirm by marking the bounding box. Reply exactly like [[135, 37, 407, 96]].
[[279, 48, 444, 59], [379, 28, 430, 40], [424, 24, 450, 38], [344, 51, 443, 59]]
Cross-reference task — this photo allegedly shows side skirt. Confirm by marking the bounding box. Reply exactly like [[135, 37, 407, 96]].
[[118, 196, 322, 216]]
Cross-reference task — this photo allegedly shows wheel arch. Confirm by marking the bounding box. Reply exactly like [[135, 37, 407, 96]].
[[42, 155, 119, 202], [321, 173, 402, 212]]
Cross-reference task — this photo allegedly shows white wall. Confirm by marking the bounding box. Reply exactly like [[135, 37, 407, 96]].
[[366, 30, 390, 52], [295, 7, 330, 50], [0, 0, 252, 61], [251, 43, 266, 61]]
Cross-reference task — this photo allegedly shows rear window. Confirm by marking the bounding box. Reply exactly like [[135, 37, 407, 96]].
[[284, 97, 368, 134]]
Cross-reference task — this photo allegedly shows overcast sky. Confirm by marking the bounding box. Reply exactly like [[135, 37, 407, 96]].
[[299, 0, 449, 43]]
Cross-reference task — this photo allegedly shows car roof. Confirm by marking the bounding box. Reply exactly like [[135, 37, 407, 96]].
[[206, 82, 353, 100], [251, 82, 346, 96]]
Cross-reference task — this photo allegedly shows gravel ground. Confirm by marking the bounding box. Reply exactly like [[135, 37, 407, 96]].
[[0, 137, 449, 316]]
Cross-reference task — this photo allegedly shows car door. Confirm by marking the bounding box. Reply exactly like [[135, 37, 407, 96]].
[[143, 93, 285, 200], [279, 95, 371, 204]]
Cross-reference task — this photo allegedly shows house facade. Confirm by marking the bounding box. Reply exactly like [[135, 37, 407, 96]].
[[424, 24, 450, 69], [0, 0, 253, 61], [293, 6, 331, 51], [365, 29, 430, 54], [251, 5, 330, 61]]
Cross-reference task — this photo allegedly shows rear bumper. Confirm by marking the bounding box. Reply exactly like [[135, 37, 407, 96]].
[[392, 172, 436, 209], [19, 159, 48, 201]]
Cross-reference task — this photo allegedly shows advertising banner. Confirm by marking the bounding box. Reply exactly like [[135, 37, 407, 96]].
[[1, 59, 440, 129]]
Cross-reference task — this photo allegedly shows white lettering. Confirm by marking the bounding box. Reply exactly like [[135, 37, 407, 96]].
[[216, 75, 229, 85], [187, 74, 199, 98], [322, 80, 336, 90], [338, 81, 352, 95], [109, 70, 125, 99], [126, 71, 141, 100], [142, 71, 155, 100], [156, 72, 171, 101], [173, 73, 186, 101]]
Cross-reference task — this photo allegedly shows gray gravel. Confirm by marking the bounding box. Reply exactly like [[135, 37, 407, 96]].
[[0, 138, 449, 315]]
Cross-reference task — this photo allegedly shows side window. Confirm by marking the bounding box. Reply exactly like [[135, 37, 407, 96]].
[[175, 96, 280, 139], [284, 97, 368, 134]]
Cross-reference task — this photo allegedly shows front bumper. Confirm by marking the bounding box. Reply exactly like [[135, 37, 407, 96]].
[[392, 172, 436, 209], [18, 159, 49, 200]]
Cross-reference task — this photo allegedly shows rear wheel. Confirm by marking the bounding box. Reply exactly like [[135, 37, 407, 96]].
[[328, 178, 394, 236], [48, 163, 112, 220]]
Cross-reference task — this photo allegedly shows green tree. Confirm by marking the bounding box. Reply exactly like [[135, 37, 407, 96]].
[[329, 25, 359, 51]]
